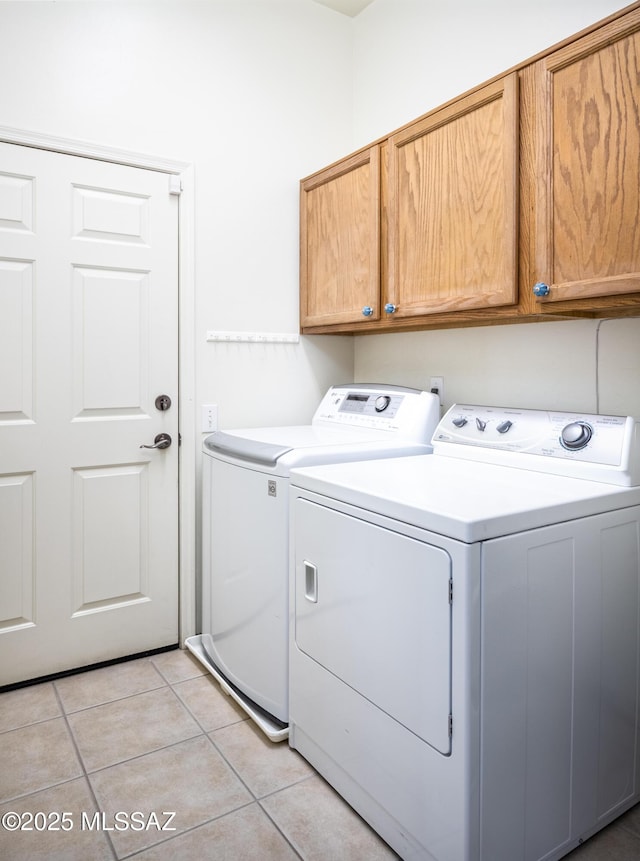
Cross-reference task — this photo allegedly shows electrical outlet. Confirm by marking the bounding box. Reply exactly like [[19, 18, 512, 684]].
[[429, 377, 444, 402], [202, 404, 218, 432]]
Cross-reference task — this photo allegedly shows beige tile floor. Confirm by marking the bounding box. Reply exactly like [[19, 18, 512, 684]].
[[0, 648, 638, 861]]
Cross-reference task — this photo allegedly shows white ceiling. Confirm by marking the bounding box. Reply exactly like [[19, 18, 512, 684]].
[[311, 0, 375, 17]]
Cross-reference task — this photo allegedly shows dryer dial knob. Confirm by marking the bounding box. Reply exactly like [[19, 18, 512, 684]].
[[375, 395, 391, 412], [560, 421, 593, 450], [497, 420, 513, 434], [452, 417, 467, 428]]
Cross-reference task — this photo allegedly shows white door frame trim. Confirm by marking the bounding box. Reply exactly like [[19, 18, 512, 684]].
[[0, 124, 197, 647]]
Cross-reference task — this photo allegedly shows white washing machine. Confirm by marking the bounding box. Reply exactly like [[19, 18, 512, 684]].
[[186, 384, 440, 741], [289, 404, 640, 860]]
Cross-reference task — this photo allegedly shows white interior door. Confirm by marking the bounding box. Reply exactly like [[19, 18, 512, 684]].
[[0, 141, 179, 686]]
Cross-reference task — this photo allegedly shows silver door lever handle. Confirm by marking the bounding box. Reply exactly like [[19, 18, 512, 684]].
[[140, 433, 172, 450]]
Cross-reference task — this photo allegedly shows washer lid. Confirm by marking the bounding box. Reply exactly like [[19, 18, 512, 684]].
[[204, 431, 292, 466], [202, 423, 432, 475]]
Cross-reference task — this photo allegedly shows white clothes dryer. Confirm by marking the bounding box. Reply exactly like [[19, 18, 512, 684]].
[[186, 384, 440, 741], [289, 404, 640, 860]]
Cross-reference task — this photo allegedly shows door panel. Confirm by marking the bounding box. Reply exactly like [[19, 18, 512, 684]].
[[72, 266, 149, 417], [0, 258, 33, 422], [72, 183, 150, 244], [0, 474, 34, 630], [533, 14, 640, 306], [294, 497, 452, 754], [71, 464, 149, 613], [0, 141, 179, 685], [300, 146, 381, 327], [387, 73, 518, 316]]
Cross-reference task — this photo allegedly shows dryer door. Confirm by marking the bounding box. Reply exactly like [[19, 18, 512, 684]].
[[294, 497, 452, 754]]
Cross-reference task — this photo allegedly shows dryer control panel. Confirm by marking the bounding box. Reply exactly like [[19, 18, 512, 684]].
[[433, 404, 640, 486]]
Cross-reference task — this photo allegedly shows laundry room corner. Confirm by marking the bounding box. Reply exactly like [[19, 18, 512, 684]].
[[2, 0, 640, 858], [354, 318, 640, 421]]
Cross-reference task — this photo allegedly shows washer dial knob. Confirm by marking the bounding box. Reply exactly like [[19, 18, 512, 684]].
[[375, 395, 391, 413], [560, 421, 593, 450]]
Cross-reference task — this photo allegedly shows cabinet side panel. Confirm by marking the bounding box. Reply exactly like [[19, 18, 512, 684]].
[[596, 519, 640, 819], [481, 530, 574, 861]]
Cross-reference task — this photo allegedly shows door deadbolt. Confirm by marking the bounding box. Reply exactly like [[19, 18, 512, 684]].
[[155, 394, 172, 411]]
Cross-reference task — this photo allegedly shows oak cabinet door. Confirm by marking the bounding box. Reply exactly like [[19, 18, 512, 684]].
[[300, 146, 380, 328], [386, 73, 519, 318], [532, 9, 640, 308]]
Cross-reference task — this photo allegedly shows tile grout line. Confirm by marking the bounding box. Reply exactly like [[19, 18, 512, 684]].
[[91, 661, 307, 860], [114, 800, 261, 861], [3, 656, 392, 859], [51, 679, 120, 861], [54, 656, 171, 717], [164, 668, 310, 860], [256, 774, 321, 861], [52, 685, 168, 717], [616, 817, 640, 846], [51, 662, 269, 858], [52, 666, 251, 860]]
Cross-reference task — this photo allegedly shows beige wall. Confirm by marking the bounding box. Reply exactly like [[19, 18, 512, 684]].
[[0, 0, 356, 431], [351, 0, 640, 418], [354, 319, 640, 418], [0, 0, 636, 431]]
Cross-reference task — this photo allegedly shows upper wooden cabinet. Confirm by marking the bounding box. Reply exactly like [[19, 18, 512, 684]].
[[386, 74, 519, 320], [529, 8, 640, 315], [300, 3, 640, 334], [300, 75, 518, 332], [300, 146, 380, 328]]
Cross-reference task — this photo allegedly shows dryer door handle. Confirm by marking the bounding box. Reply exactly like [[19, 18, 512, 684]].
[[304, 561, 318, 603]]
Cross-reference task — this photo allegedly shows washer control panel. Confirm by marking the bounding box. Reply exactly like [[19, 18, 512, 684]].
[[337, 391, 400, 418], [433, 404, 640, 485], [312, 385, 441, 439]]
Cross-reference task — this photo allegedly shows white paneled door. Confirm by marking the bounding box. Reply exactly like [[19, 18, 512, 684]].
[[0, 141, 179, 686]]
